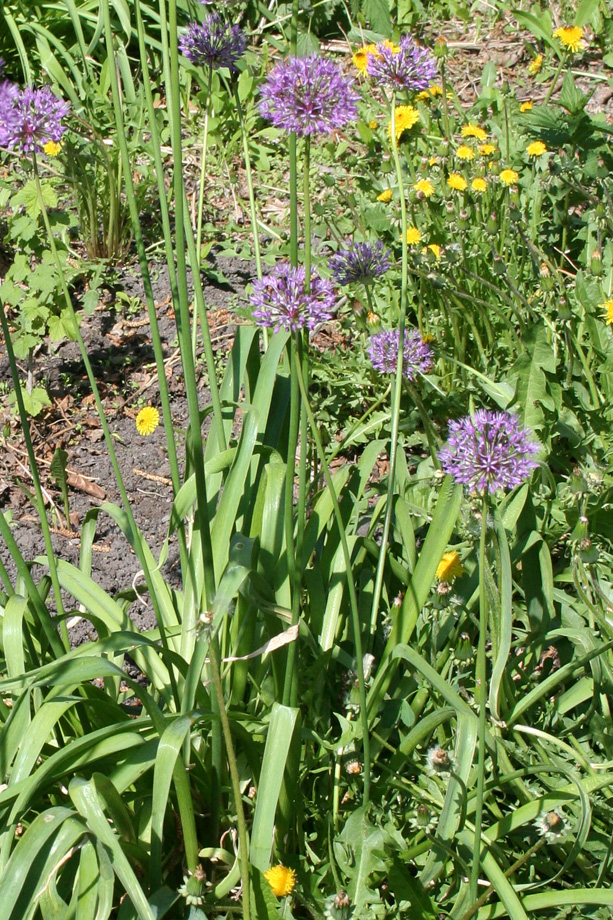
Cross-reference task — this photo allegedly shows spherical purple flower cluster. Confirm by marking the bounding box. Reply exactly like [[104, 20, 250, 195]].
[[438, 410, 540, 495], [0, 85, 69, 154], [367, 35, 438, 92], [367, 328, 433, 380], [180, 13, 246, 71], [329, 241, 391, 286], [250, 262, 336, 332], [259, 55, 359, 137]]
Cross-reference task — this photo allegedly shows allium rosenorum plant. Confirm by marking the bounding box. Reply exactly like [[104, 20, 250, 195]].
[[3, 3, 613, 919]]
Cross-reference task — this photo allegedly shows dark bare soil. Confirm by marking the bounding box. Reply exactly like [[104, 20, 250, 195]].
[[0, 255, 252, 643]]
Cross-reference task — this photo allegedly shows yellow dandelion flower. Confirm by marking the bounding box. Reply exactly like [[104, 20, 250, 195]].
[[520, 100, 533, 112], [414, 178, 434, 197], [43, 140, 61, 156], [447, 173, 467, 191], [436, 551, 465, 581], [478, 143, 496, 156], [352, 44, 377, 74], [388, 105, 419, 142], [406, 227, 423, 245], [366, 310, 381, 326], [527, 140, 547, 157], [428, 156, 438, 166], [456, 145, 474, 161], [368, 119, 378, 130], [462, 123, 488, 141], [264, 865, 296, 898], [600, 298, 613, 325], [424, 243, 441, 259], [416, 89, 430, 102], [500, 168, 520, 186], [429, 85, 444, 96], [471, 177, 487, 193], [528, 53, 543, 75], [553, 25, 584, 53], [377, 189, 393, 203], [135, 406, 160, 436]]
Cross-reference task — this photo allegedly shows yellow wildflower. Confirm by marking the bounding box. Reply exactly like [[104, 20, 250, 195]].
[[414, 178, 435, 197], [406, 227, 423, 246], [456, 145, 474, 161], [43, 140, 61, 156], [436, 551, 465, 581], [447, 173, 467, 191], [527, 140, 547, 157], [377, 189, 393, 203], [264, 865, 296, 898], [416, 89, 430, 102], [500, 168, 520, 186], [388, 105, 419, 142], [528, 53, 543, 75], [368, 119, 378, 129], [553, 25, 584, 53], [135, 406, 160, 436], [471, 177, 487, 193], [478, 143, 496, 156], [424, 243, 441, 259], [461, 123, 487, 141], [352, 44, 377, 74], [520, 101, 533, 112], [600, 298, 613, 325]]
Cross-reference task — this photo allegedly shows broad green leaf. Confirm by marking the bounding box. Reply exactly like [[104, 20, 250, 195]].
[[250, 704, 299, 872], [69, 778, 156, 920], [367, 477, 462, 715]]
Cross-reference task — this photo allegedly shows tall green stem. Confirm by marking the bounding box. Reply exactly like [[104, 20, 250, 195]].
[[166, 0, 217, 607], [208, 634, 251, 920], [367, 96, 409, 641], [229, 81, 262, 281], [196, 67, 213, 270], [292, 334, 371, 804], [0, 298, 67, 642], [470, 496, 489, 901]]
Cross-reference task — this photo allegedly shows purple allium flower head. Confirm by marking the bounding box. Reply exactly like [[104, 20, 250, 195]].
[[367, 328, 433, 380], [180, 13, 246, 71], [367, 35, 438, 92], [0, 78, 19, 112], [0, 85, 69, 153], [250, 262, 336, 332], [259, 55, 359, 136], [438, 410, 540, 495], [329, 240, 391, 286]]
